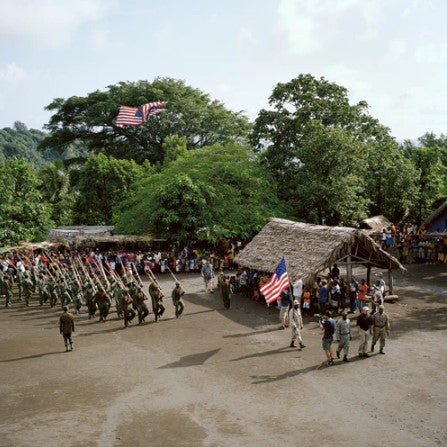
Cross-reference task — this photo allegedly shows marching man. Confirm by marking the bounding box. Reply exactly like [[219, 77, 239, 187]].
[[289, 300, 306, 349]]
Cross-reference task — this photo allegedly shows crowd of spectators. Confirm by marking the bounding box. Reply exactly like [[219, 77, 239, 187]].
[[18, 240, 243, 278], [376, 223, 447, 264], [229, 264, 387, 319]]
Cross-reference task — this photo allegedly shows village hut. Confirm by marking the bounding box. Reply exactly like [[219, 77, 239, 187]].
[[424, 200, 447, 233], [359, 215, 393, 234], [47, 227, 166, 252], [235, 218, 404, 294], [69, 234, 165, 251], [47, 226, 115, 240]]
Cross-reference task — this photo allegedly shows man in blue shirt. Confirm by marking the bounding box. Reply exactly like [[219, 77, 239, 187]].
[[318, 279, 329, 316]]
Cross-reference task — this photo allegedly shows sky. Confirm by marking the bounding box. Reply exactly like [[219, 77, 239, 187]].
[[0, 0, 446, 140]]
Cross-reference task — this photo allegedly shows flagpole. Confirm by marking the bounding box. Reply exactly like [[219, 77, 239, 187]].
[[285, 257, 294, 316]]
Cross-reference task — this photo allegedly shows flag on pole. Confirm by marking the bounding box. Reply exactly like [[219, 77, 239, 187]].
[[116, 101, 167, 126], [142, 101, 167, 119], [260, 257, 289, 306], [116, 105, 144, 126]]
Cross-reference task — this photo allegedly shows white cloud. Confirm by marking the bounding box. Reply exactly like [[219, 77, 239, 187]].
[[324, 64, 372, 102], [237, 27, 258, 47], [415, 42, 447, 64], [276, 0, 362, 55], [388, 39, 407, 57], [0, 62, 28, 83], [277, 0, 320, 55], [91, 28, 109, 50], [0, 0, 111, 48]]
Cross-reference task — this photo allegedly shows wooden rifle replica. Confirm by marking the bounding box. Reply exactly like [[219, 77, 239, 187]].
[[144, 263, 164, 297], [130, 262, 151, 300]]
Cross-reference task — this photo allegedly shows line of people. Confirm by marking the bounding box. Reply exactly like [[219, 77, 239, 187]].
[[0, 251, 186, 351]]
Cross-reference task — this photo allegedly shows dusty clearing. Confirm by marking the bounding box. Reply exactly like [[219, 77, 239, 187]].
[[1, 265, 446, 447]]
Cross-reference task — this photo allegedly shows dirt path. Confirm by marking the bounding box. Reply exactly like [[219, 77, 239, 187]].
[[1, 265, 446, 447]]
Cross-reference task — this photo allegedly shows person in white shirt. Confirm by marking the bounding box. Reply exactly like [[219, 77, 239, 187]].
[[16, 260, 25, 273], [289, 300, 306, 348], [375, 273, 386, 294], [292, 275, 303, 304]]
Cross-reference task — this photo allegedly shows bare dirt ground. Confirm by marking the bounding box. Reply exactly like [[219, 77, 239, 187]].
[[1, 264, 446, 447]]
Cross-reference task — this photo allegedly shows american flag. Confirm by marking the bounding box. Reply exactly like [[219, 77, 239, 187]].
[[260, 257, 289, 306], [116, 105, 144, 126], [142, 101, 167, 120], [116, 101, 167, 126]]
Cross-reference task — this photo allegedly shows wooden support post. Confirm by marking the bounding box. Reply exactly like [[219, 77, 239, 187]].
[[366, 264, 371, 286], [346, 252, 352, 284], [388, 269, 394, 295]]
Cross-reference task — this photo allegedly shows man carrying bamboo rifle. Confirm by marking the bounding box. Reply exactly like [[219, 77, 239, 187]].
[[134, 284, 149, 324], [172, 282, 185, 318], [149, 281, 165, 322], [95, 284, 111, 322], [120, 289, 136, 327]]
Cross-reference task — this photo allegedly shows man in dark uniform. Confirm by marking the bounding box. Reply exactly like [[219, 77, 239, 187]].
[[171, 282, 185, 317], [85, 283, 97, 319], [95, 286, 111, 322], [120, 292, 136, 328], [149, 281, 165, 322], [133, 287, 149, 324], [59, 305, 75, 352], [220, 276, 231, 309], [22, 273, 34, 307], [1, 271, 13, 307]]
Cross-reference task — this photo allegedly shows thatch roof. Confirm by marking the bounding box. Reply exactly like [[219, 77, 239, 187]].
[[47, 226, 114, 240], [235, 218, 404, 283], [359, 215, 392, 233], [424, 200, 447, 227], [0, 241, 60, 254], [72, 234, 158, 244]]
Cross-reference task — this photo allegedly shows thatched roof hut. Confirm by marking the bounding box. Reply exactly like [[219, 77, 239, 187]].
[[48, 226, 115, 240], [424, 200, 447, 233], [235, 218, 404, 289], [359, 215, 392, 234]]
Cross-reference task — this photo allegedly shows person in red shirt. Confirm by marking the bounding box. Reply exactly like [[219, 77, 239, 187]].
[[357, 279, 369, 312]]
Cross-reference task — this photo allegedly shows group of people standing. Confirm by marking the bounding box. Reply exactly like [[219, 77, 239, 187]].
[[319, 304, 390, 366], [0, 250, 186, 352], [378, 224, 446, 264], [2, 249, 392, 365], [278, 268, 391, 367]]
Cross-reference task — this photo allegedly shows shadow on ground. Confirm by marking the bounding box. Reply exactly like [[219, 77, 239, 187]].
[[0, 351, 63, 363], [250, 354, 373, 384], [158, 348, 221, 369]]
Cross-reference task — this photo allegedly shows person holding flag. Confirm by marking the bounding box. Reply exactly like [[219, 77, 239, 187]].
[[259, 257, 290, 307]]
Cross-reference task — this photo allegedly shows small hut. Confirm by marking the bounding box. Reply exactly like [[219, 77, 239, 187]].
[[47, 226, 115, 240], [424, 200, 447, 233], [359, 215, 392, 234], [235, 218, 404, 294]]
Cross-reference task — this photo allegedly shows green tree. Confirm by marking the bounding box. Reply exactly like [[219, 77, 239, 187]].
[[0, 158, 52, 246], [114, 142, 284, 242], [163, 134, 188, 163], [39, 160, 75, 226], [403, 141, 447, 222], [40, 78, 250, 164], [287, 123, 370, 226], [365, 139, 419, 223], [73, 154, 150, 225], [0, 122, 88, 168], [251, 74, 415, 225], [251, 74, 386, 176]]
